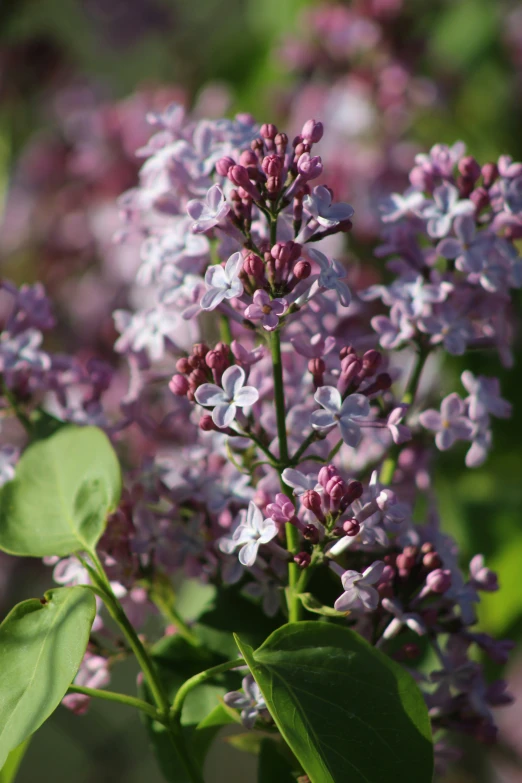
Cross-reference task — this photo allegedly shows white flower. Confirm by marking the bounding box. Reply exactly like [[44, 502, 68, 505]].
[[381, 598, 426, 640], [307, 248, 351, 307], [195, 365, 259, 428], [281, 468, 321, 496], [187, 184, 230, 233], [310, 387, 369, 447], [200, 252, 244, 311], [219, 502, 278, 567], [334, 561, 385, 613], [303, 186, 354, 228]]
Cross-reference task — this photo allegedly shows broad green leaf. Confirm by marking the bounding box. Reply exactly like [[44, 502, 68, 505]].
[[0, 738, 31, 782], [140, 635, 241, 782], [0, 425, 121, 557], [235, 622, 433, 783], [0, 587, 96, 768], [258, 738, 297, 782]]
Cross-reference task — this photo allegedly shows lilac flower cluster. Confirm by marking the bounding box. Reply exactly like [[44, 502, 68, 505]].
[[1, 104, 517, 772]]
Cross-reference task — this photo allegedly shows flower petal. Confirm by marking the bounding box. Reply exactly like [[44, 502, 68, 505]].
[[234, 386, 259, 407], [314, 385, 342, 413], [239, 540, 259, 567], [212, 403, 236, 428], [195, 384, 227, 406], [222, 365, 246, 399]]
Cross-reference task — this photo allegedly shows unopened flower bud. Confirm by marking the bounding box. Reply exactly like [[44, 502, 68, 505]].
[[199, 414, 216, 431], [457, 175, 475, 199], [244, 253, 264, 279], [339, 345, 356, 360], [470, 186, 489, 211], [262, 154, 282, 177], [341, 480, 364, 509], [326, 476, 347, 504], [294, 551, 311, 568], [423, 551, 442, 571], [318, 464, 338, 489], [302, 490, 324, 522], [293, 260, 311, 280], [188, 368, 207, 389], [426, 568, 452, 594], [193, 342, 209, 358], [308, 358, 325, 377], [169, 374, 189, 396], [301, 119, 324, 144], [362, 372, 392, 396], [274, 132, 288, 156], [362, 349, 382, 374], [205, 350, 226, 370], [402, 643, 421, 660], [343, 518, 360, 536], [303, 524, 320, 544], [239, 149, 258, 168], [481, 162, 498, 188], [215, 156, 235, 176], [176, 357, 191, 374], [458, 155, 481, 182], [260, 123, 277, 140]]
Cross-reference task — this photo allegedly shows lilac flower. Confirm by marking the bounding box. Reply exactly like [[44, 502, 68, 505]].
[[436, 216, 493, 274], [195, 365, 259, 428], [223, 675, 267, 729], [387, 406, 411, 445], [201, 252, 244, 311], [290, 333, 336, 358], [500, 175, 522, 215], [334, 561, 385, 613], [230, 340, 265, 367], [311, 387, 370, 447], [418, 307, 471, 355], [187, 184, 230, 233], [381, 598, 426, 640], [469, 555, 498, 592], [414, 141, 466, 179], [465, 421, 492, 468], [244, 290, 287, 331], [281, 468, 321, 496], [113, 307, 179, 361], [379, 188, 425, 223], [419, 184, 474, 239], [419, 393, 474, 450], [220, 501, 278, 567], [0, 330, 51, 372], [307, 249, 351, 307], [371, 304, 415, 349], [461, 371, 512, 421], [62, 653, 110, 715], [302, 185, 354, 228]]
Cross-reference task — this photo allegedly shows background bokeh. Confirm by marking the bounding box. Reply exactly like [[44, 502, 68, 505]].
[[1, 0, 522, 780]]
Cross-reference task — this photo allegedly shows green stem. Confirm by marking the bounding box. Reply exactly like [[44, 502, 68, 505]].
[[291, 430, 319, 464], [88, 551, 170, 717], [170, 658, 244, 722], [67, 685, 160, 720], [150, 590, 200, 648], [379, 346, 430, 485], [269, 331, 301, 622], [166, 722, 205, 783], [219, 313, 232, 344]]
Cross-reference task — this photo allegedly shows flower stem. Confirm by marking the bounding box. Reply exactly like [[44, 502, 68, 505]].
[[219, 313, 232, 344], [149, 585, 201, 648], [170, 657, 244, 722], [269, 330, 302, 622], [67, 685, 160, 720]]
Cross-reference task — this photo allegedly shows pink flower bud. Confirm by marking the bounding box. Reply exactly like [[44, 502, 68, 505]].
[[339, 345, 356, 359], [176, 357, 191, 374], [301, 119, 324, 144], [262, 154, 283, 177], [426, 568, 452, 594], [302, 490, 323, 518], [481, 162, 498, 188], [342, 480, 363, 508], [362, 349, 382, 374], [318, 464, 338, 489], [470, 186, 489, 211], [215, 156, 235, 176], [326, 476, 347, 503], [294, 260, 311, 280], [362, 372, 392, 396], [343, 518, 360, 536], [260, 123, 278, 140], [228, 164, 251, 188], [244, 253, 264, 279], [274, 132, 288, 155], [458, 155, 481, 182], [205, 350, 226, 370], [169, 374, 189, 396], [297, 153, 323, 179], [423, 552, 442, 570], [308, 358, 325, 377], [199, 414, 216, 431], [239, 150, 258, 168], [193, 342, 209, 358]]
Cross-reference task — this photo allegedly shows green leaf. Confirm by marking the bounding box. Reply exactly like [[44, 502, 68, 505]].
[[0, 738, 31, 782], [235, 622, 433, 783], [0, 587, 96, 768], [258, 738, 297, 782], [0, 425, 121, 557], [297, 593, 348, 618]]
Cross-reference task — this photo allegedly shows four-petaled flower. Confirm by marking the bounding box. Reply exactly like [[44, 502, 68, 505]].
[[381, 597, 426, 640], [419, 393, 474, 450], [201, 252, 244, 311], [334, 561, 385, 613], [187, 184, 230, 233], [311, 387, 370, 447], [307, 249, 352, 307], [245, 290, 287, 331], [223, 675, 268, 729], [221, 501, 278, 567], [461, 371, 512, 421], [419, 183, 474, 239], [195, 365, 259, 428], [303, 185, 354, 228]]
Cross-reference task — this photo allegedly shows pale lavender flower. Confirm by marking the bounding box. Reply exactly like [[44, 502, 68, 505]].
[[469, 555, 498, 592], [437, 216, 493, 274], [379, 188, 425, 223], [244, 290, 287, 331], [290, 333, 336, 358], [334, 561, 385, 613], [113, 307, 179, 361], [418, 307, 471, 355], [231, 340, 265, 367], [220, 501, 278, 567], [303, 185, 354, 228], [201, 252, 244, 311], [419, 183, 474, 239], [414, 141, 466, 179], [371, 304, 415, 349], [461, 371, 512, 421], [387, 406, 411, 445], [0, 330, 51, 372], [311, 387, 370, 447], [187, 184, 230, 233], [195, 365, 259, 428], [223, 675, 267, 728], [281, 468, 321, 496], [465, 420, 492, 468], [62, 653, 110, 715], [419, 393, 474, 451], [381, 598, 426, 640], [307, 248, 351, 307]]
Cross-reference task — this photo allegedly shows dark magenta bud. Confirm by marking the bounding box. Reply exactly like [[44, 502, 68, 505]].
[[193, 342, 209, 358], [244, 253, 264, 279], [362, 349, 382, 374], [169, 374, 189, 396], [470, 186, 489, 211], [188, 368, 207, 389], [362, 372, 392, 396], [260, 123, 278, 140], [342, 480, 363, 507], [205, 350, 226, 370], [308, 358, 325, 377], [423, 551, 442, 571], [339, 345, 356, 360], [175, 357, 191, 374], [458, 155, 481, 182], [302, 490, 324, 522], [215, 156, 235, 176], [199, 414, 217, 431], [426, 568, 452, 594], [294, 260, 311, 280], [481, 162, 498, 188], [294, 551, 311, 568], [303, 524, 320, 544], [262, 154, 283, 177]]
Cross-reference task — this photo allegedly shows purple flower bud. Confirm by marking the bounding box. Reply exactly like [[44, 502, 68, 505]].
[[362, 349, 382, 374], [426, 568, 452, 594], [308, 358, 325, 377], [260, 123, 278, 140], [297, 153, 323, 179], [215, 156, 235, 176], [294, 260, 311, 280], [294, 551, 311, 568], [481, 162, 498, 187], [470, 186, 489, 211], [176, 357, 191, 374], [343, 518, 360, 536], [303, 524, 319, 544], [341, 480, 363, 508], [274, 132, 288, 155], [262, 155, 283, 177], [301, 119, 324, 144], [423, 551, 442, 570], [301, 490, 324, 523], [199, 414, 217, 431], [239, 150, 258, 168], [339, 345, 356, 360], [244, 253, 264, 279], [205, 350, 226, 370], [458, 156, 481, 182], [325, 476, 347, 503], [169, 374, 189, 396], [318, 464, 338, 489]]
